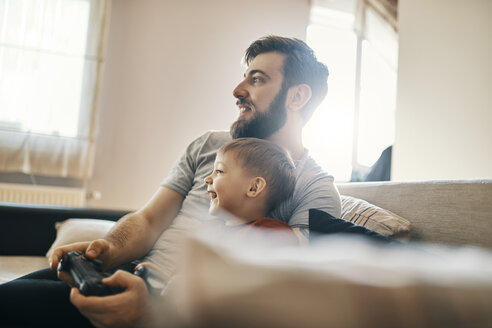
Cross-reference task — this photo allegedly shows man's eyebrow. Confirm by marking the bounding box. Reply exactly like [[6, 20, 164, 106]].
[[244, 69, 271, 80]]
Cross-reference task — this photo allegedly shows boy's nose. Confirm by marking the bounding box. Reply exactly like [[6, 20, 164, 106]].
[[204, 175, 212, 185]]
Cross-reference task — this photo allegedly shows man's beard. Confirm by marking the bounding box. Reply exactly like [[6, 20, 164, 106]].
[[230, 86, 288, 139]]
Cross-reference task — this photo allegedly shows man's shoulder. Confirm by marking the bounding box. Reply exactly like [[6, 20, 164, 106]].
[[195, 130, 231, 146], [297, 155, 335, 184], [205, 130, 231, 143], [187, 130, 231, 154]]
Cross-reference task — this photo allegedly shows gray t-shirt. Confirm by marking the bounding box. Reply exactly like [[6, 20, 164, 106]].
[[145, 130, 341, 274]]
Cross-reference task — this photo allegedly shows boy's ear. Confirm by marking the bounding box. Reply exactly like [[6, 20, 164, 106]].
[[286, 84, 312, 112], [246, 177, 267, 198]]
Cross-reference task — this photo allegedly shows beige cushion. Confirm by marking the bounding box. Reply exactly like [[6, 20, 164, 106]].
[[340, 195, 411, 238], [45, 196, 411, 262], [45, 218, 115, 258], [337, 180, 492, 247], [170, 235, 492, 328]]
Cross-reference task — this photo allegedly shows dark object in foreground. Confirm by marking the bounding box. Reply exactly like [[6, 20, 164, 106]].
[[309, 209, 399, 244]]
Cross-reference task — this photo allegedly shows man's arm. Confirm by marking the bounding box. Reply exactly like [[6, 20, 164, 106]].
[[101, 186, 184, 268], [50, 186, 184, 271]]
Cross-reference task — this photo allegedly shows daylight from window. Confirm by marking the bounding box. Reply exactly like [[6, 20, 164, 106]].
[[357, 40, 397, 167], [305, 22, 356, 182], [0, 0, 90, 138], [304, 5, 397, 181]]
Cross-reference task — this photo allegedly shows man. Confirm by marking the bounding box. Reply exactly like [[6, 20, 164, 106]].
[[0, 36, 341, 327]]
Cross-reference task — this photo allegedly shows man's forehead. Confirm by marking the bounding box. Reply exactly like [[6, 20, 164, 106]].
[[245, 51, 285, 77]]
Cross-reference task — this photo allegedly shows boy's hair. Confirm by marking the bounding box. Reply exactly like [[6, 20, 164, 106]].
[[244, 35, 329, 123], [219, 138, 296, 213]]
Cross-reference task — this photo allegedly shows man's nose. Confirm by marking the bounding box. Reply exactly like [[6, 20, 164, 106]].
[[233, 80, 248, 99]]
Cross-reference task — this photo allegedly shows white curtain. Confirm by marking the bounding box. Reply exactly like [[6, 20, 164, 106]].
[[0, 0, 111, 179]]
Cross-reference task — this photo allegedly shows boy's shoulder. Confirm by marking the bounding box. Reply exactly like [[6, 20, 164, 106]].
[[248, 217, 292, 230]]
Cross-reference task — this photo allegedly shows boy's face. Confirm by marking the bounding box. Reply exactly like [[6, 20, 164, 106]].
[[204, 151, 252, 217]]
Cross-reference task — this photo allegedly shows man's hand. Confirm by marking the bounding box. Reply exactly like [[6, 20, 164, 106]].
[[49, 239, 115, 284], [70, 270, 151, 328]]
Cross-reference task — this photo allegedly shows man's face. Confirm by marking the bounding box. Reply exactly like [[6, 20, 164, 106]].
[[230, 52, 288, 139], [204, 151, 252, 218]]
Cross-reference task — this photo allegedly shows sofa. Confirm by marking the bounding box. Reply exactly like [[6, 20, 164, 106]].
[[1, 180, 492, 327], [0, 205, 130, 282]]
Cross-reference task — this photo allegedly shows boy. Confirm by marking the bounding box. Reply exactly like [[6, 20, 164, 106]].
[[204, 138, 299, 245]]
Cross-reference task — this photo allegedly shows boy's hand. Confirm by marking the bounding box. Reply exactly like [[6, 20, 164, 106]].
[[70, 270, 151, 328]]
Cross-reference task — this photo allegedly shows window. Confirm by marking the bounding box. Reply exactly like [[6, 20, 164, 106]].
[[304, 0, 398, 181], [0, 0, 110, 179]]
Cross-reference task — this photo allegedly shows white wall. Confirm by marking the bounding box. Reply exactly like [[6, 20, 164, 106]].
[[88, 0, 310, 210], [393, 0, 492, 181], [89, 0, 492, 209]]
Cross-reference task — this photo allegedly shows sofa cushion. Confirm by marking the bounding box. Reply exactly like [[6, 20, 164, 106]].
[[45, 218, 115, 258], [340, 195, 411, 238], [43, 197, 410, 259], [337, 180, 492, 248], [170, 235, 492, 328]]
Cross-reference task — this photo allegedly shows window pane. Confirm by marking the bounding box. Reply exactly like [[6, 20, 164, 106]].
[[0, 0, 90, 138], [357, 40, 397, 167], [305, 24, 357, 182]]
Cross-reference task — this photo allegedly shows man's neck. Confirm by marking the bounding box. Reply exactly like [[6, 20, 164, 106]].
[[268, 125, 304, 161]]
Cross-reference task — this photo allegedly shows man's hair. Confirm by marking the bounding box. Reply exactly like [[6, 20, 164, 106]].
[[219, 138, 296, 213], [244, 35, 329, 123]]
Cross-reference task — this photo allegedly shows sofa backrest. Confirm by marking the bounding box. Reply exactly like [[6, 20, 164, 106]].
[[337, 180, 492, 249], [0, 202, 130, 256]]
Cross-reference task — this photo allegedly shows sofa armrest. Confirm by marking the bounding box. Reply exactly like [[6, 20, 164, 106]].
[[0, 202, 130, 256]]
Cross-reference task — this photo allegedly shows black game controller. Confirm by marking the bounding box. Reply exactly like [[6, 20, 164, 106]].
[[58, 251, 124, 296], [58, 251, 167, 297]]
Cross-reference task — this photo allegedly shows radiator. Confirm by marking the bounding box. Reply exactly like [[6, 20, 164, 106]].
[[0, 183, 87, 207]]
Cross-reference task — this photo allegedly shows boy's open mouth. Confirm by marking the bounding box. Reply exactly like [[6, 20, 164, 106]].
[[208, 191, 217, 199]]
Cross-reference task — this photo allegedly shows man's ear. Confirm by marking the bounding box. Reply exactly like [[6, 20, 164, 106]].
[[246, 177, 267, 198], [286, 84, 312, 112]]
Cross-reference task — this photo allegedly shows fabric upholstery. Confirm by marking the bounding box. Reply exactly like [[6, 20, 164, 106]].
[[0, 202, 129, 256], [337, 180, 492, 248], [340, 195, 411, 238]]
